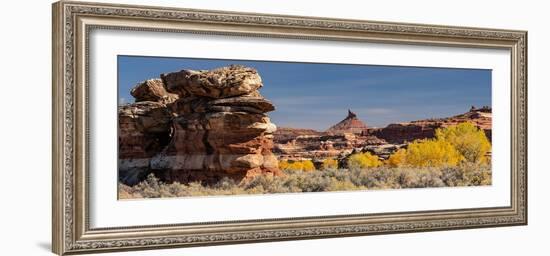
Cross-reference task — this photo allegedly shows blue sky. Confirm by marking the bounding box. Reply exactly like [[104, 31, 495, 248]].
[[118, 56, 491, 130]]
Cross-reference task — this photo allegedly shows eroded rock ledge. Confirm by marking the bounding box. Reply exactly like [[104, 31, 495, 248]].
[[118, 65, 281, 185]]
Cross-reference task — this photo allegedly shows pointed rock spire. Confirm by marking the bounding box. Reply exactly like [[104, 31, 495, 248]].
[[347, 109, 357, 119]]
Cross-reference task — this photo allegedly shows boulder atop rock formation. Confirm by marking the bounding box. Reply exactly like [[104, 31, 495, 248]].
[[326, 109, 369, 135], [160, 65, 263, 99], [130, 79, 179, 104]]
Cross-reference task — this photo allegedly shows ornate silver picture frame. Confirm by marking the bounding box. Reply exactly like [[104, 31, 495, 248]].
[[52, 1, 527, 255]]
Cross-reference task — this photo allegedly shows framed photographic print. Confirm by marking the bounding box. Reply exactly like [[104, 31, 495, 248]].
[[52, 1, 527, 255]]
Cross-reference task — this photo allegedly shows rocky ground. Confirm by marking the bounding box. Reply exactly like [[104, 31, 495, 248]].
[[274, 107, 492, 165]]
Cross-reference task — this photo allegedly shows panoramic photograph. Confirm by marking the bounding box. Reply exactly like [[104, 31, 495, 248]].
[[117, 56, 492, 199]]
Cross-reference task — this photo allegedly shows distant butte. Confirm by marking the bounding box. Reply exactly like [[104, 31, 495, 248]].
[[326, 109, 369, 135]]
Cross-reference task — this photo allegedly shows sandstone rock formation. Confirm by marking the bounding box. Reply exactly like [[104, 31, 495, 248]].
[[118, 65, 281, 185]]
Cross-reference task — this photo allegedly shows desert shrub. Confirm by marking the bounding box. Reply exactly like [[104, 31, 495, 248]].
[[118, 184, 141, 199], [441, 163, 492, 186], [243, 174, 295, 193], [396, 168, 445, 188], [402, 139, 463, 167], [279, 160, 316, 171], [294, 175, 332, 192], [340, 167, 444, 189], [324, 168, 354, 182], [435, 122, 491, 164], [349, 167, 400, 189], [212, 177, 239, 190], [347, 152, 382, 169], [321, 158, 339, 170], [279, 170, 332, 192], [440, 166, 462, 186], [328, 178, 362, 191], [131, 173, 163, 198]]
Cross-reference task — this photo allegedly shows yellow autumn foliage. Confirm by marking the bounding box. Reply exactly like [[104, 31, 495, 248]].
[[386, 122, 490, 167], [322, 158, 339, 169], [347, 152, 382, 169], [279, 160, 316, 172], [403, 139, 463, 167], [387, 148, 407, 167], [435, 122, 491, 164]]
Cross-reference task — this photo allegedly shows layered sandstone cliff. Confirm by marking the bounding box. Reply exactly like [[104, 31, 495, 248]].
[[118, 65, 281, 185], [370, 106, 492, 144]]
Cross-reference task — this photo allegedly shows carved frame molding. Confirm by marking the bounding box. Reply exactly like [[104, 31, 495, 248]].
[[52, 1, 527, 255]]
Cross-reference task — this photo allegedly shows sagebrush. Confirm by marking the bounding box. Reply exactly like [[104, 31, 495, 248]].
[[119, 164, 491, 199]]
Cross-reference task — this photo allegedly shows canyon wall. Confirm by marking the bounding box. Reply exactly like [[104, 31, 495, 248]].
[[370, 106, 492, 144]]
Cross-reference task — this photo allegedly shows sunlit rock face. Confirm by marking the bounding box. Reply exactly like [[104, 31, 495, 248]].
[[118, 65, 281, 185]]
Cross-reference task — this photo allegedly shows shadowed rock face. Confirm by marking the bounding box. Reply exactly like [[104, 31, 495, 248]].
[[118, 101, 173, 185], [118, 65, 281, 185]]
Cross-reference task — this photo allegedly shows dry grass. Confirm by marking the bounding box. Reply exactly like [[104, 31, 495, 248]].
[[118, 163, 491, 199]]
